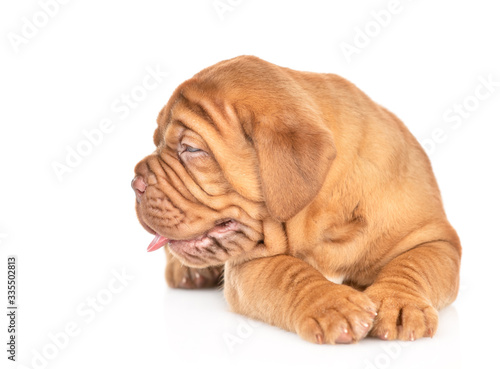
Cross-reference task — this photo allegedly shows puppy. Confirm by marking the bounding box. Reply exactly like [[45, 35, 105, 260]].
[[132, 56, 461, 344]]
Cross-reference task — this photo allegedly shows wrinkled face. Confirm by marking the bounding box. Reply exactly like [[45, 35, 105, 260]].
[[132, 57, 337, 267], [132, 88, 267, 268]]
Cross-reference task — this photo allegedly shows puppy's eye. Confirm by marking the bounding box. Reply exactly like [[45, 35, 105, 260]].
[[185, 145, 202, 153]]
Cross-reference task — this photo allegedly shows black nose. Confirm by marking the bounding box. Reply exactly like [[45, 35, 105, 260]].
[[131, 175, 147, 202]]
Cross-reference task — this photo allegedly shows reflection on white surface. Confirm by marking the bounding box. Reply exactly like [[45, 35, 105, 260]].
[[163, 288, 461, 369]]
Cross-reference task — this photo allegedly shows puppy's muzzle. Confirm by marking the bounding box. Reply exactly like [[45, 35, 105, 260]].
[[131, 175, 147, 202]]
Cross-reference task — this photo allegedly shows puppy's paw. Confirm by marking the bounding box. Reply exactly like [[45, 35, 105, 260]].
[[165, 256, 223, 289], [296, 285, 377, 344], [365, 287, 438, 341]]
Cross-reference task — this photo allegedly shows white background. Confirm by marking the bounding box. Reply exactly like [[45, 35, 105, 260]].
[[1, 1, 499, 368]]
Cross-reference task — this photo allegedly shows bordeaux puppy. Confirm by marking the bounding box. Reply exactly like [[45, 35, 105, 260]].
[[132, 56, 461, 344]]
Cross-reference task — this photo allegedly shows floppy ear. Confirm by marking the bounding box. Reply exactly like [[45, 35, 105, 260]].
[[250, 110, 336, 222]]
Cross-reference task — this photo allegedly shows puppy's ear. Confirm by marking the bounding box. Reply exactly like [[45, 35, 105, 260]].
[[249, 110, 336, 222]]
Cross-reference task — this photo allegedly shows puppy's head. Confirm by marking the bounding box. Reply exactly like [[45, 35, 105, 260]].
[[132, 56, 336, 267]]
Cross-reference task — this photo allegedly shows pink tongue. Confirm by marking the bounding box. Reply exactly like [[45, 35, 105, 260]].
[[147, 234, 169, 252]]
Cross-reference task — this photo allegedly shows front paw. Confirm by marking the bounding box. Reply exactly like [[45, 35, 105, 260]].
[[365, 287, 438, 341], [296, 285, 377, 344], [165, 255, 223, 289]]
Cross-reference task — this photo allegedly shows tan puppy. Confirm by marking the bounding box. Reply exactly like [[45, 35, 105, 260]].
[[132, 56, 461, 344]]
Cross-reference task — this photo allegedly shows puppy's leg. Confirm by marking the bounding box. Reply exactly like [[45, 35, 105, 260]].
[[365, 233, 461, 341], [165, 248, 223, 289], [225, 255, 377, 344]]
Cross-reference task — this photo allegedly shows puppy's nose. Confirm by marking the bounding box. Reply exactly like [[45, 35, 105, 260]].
[[131, 175, 147, 202]]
